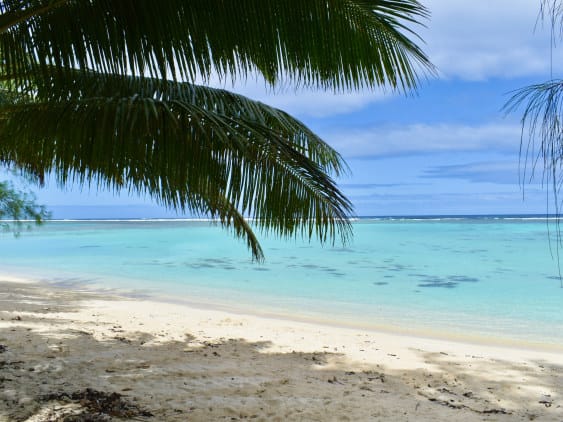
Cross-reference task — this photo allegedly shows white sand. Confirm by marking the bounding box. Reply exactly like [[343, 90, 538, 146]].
[[0, 279, 561, 421]]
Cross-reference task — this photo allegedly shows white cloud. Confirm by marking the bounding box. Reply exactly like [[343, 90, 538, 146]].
[[347, 188, 545, 216], [420, 0, 559, 80], [325, 122, 522, 158], [422, 161, 523, 184], [272, 91, 389, 118], [203, 75, 390, 118]]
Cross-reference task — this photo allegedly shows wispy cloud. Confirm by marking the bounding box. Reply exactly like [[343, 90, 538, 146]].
[[422, 161, 523, 184], [241, 87, 389, 118], [200, 74, 391, 119], [326, 122, 522, 158], [348, 189, 546, 216], [340, 182, 426, 189], [421, 0, 557, 80]]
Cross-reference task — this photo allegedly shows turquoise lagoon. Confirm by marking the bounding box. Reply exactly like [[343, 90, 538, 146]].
[[1, 217, 562, 348]]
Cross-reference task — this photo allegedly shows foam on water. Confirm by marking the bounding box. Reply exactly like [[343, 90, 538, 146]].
[[1, 217, 562, 348]]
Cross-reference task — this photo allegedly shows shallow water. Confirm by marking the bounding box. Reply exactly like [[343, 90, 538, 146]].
[[1, 217, 562, 347]]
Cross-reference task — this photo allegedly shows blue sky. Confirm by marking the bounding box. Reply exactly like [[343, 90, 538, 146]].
[[9, 0, 561, 217]]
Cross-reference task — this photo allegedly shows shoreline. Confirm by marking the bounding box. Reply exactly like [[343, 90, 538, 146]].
[[3, 270, 563, 355], [1, 278, 562, 421], [152, 292, 563, 356]]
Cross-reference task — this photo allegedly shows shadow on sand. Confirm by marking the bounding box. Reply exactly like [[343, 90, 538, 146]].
[[0, 281, 561, 421]]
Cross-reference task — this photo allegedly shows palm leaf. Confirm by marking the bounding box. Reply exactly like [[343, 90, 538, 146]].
[[505, 81, 563, 213], [0, 71, 353, 260], [0, 1, 432, 259], [0, 0, 433, 90], [505, 81, 563, 286]]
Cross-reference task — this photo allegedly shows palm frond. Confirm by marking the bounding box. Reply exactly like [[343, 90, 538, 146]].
[[0, 0, 68, 33], [0, 1, 433, 259], [0, 72, 353, 260], [0, 0, 434, 91], [505, 81, 563, 286], [540, 0, 563, 29], [505, 81, 563, 201]]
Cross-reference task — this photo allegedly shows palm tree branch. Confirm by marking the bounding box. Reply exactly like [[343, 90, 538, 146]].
[[0, 0, 434, 91], [504, 81, 563, 191], [0, 75, 353, 259], [0, 0, 69, 33]]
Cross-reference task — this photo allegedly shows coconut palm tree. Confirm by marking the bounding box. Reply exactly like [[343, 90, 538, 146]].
[[0, 0, 433, 260]]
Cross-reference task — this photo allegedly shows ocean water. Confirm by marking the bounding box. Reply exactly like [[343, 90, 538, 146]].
[[1, 217, 562, 348]]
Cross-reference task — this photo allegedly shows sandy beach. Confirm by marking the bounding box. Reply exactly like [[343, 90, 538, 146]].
[[1, 277, 562, 421]]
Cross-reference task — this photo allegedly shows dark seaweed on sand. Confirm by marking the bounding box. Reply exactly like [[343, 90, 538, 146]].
[[41, 389, 153, 420]]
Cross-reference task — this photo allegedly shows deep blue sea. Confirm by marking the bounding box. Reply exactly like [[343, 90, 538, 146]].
[[1, 216, 562, 348]]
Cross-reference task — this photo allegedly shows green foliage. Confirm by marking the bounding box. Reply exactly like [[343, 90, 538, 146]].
[[0, 1, 433, 260], [0, 0, 433, 90], [505, 81, 563, 192], [0, 180, 49, 234], [505, 1, 563, 286], [505, 1, 563, 215]]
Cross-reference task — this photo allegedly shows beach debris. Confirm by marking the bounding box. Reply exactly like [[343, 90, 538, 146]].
[[0, 344, 6, 353], [40, 388, 153, 419], [363, 370, 385, 383], [539, 395, 553, 407], [481, 408, 511, 414], [419, 390, 511, 415], [71, 329, 92, 336], [0, 360, 23, 368], [136, 363, 151, 369]]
